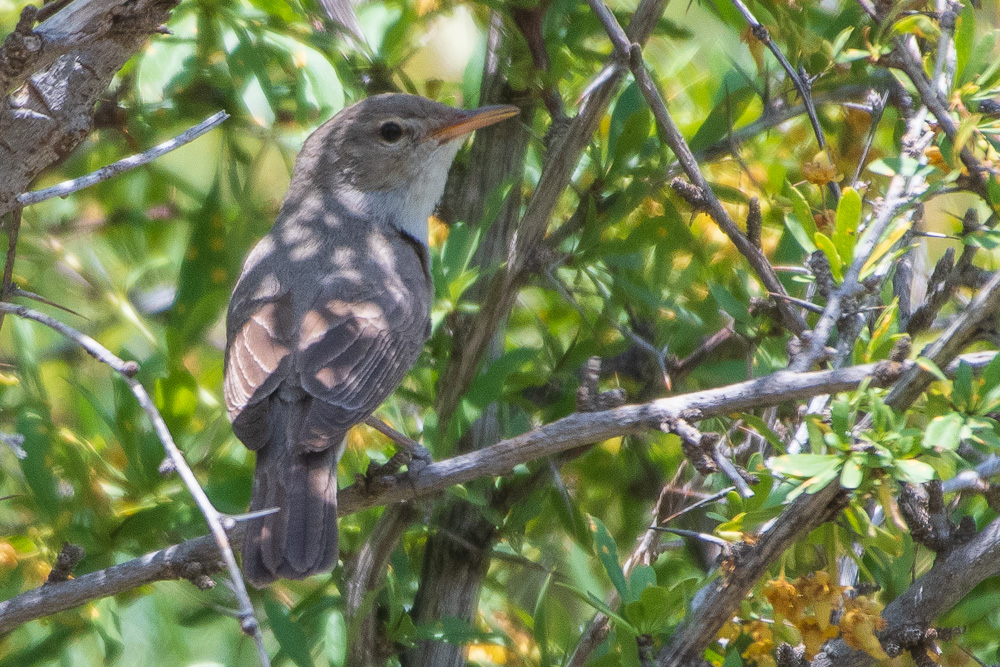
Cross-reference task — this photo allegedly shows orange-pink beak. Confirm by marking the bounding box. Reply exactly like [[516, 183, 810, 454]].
[[428, 105, 519, 143]]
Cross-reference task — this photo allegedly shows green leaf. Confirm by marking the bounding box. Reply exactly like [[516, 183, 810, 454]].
[[783, 181, 818, 253], [860, 218, 913, 280], [829, 27, 855, 60], [955, 4, 976, 83], [770, 454, 842, 478], [891, 14, 941, 41], [834, 186, 861, 264], [831, 396, 851, 436], [608, 82, 653, 177], [952, 114, 982, 164], [982, 352, 1000, 391], [628, 565, 657, 603], [894, 459, 936, 484], [463, 348, 535, 409], [916, 356, 949, 382], [840, 456, 863, 489], [723, 647, 744, 667], [265, 600, 316, 667], [814, 232, 844, 282], [739, 414, 786, 453], [589, 515, 629, 601], [688, 78, 756, 152], [709, 284, 750, 323], [534, 572, 554, 667], [924, 412, 964, 451], [623, 585, 674, 634], [555, 582, 639, 634], [953, 360, 973, 411]]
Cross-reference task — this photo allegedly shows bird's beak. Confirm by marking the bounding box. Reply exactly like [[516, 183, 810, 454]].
[[428, 105, 519, 144]]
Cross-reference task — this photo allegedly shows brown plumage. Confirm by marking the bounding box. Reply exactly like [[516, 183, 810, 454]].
[[224, 94, 517, 586]]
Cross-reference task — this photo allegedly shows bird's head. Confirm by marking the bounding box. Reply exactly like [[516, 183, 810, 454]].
[[299, 93, 519, 245]]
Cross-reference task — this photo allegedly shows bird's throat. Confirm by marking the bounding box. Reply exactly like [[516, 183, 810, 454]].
[[334, 142, 462, 247]]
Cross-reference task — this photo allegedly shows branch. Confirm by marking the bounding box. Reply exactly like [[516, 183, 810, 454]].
[[885, 268, 1000, 410], [433, 0, 670, 428], [587, 0, 807, 337], [817, 514, 1000, 665], [0, 206, 22, 335], [893, 39, 990, 195], [726, 0, 839, 202], [0, 0, 180, 216], [16, 111, 229, 207], [0, 303, 269, 666], [2, 352, 995, 635]]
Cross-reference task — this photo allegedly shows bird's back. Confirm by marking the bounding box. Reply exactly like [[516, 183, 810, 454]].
[[224, 200, 431, 585]]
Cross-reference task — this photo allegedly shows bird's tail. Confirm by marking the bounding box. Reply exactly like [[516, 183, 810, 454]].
[[242, 397, 342, 587]]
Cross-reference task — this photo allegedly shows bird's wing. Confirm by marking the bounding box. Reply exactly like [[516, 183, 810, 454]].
[[290, 275, 429, 453], [224, 237, 295, 450]]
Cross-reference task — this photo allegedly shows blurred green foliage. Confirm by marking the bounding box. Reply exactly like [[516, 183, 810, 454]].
[[4, 0, 1000, 664]]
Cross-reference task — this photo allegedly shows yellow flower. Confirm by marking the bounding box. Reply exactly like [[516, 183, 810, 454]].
[[0, 541, 17, 569], [742, 620, 775, 664], [802, 150, 843, 186], [765, 576, 802, 622], [841, 596, 889, 660], [798, 615, 840, 658], [797, 571, 842, 630]]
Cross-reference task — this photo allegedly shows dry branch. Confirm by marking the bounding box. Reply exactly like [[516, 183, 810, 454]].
[[0, 0, 180, 216], [2, 352, 995, 636], [0, 303, 269, 665], [16, 111, 229, 207], [587, 0, 807, 337]]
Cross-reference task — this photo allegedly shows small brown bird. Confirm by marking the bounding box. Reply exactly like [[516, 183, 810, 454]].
[[224, 94, 518, 586]]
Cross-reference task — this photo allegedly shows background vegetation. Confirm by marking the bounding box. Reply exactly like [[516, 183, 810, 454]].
[[3, 0, 1000, 664]]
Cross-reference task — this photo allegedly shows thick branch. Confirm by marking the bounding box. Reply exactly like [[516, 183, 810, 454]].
[[818, 514, 1000, 665], [657, 482, 846, 666], [2, 353, 994, 635]]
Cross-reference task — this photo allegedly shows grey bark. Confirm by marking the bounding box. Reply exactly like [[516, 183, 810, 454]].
[[0, 0, 179, 216]]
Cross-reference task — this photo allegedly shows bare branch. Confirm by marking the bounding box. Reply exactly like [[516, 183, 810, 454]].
[[0, 0, 181, 217], [16, 111, 229, 207], [587, 0, 807, 336], [886, 269, 1000, 410], [3, 352, 996, 634], [726, 0, 838, 203], [0, 303, 269, 666]]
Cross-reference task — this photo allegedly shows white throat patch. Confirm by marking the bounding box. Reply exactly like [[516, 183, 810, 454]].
[[338, 140, 464, 246]]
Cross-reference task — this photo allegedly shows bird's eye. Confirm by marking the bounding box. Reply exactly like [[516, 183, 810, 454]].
[[379, 121, 403, 143]]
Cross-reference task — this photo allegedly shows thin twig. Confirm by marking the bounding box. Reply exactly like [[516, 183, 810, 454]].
[[587, 0, 807, 336], [0, 207, 23, 335], [16, 111, 230, 207], [0, 302, 270, 667], [726, 0, 840, 200]]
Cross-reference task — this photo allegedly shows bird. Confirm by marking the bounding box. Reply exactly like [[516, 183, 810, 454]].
[[223, 93, 518, 587]]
